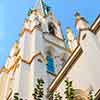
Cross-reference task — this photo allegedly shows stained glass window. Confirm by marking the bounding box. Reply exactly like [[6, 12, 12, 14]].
[[46, 55, 55, 73]]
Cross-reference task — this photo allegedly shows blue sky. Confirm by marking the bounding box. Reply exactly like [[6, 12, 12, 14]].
[[0, 0, 100, 67]]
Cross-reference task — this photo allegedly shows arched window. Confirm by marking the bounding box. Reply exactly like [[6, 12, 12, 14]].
[[46, 55, 55, 74], [48, 23, 56, 35]]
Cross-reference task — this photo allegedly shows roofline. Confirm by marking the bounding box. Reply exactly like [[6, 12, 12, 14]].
[[95, 89, 100, 100], [77, 14, 100, 45], [48, 45, 83, 92], [42, 33, 72, 53], [90, 14, 100, 34], [20, 22, 64, 42], [48, 14, 100, 92]]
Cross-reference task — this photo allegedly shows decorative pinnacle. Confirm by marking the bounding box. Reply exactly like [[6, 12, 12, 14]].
[[74, 11, 80, 17], [74, 11, 81, 20], [74, 11, 88, 24], [34, 0, 50, 16], [66, 27, 72, 33], [14, 40, 19, 49]]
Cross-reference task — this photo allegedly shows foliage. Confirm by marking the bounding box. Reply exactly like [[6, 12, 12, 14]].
[[88, 89, 94, 100], [32, 78, 44, 100], [64, 79, 75, 100], [13, 92, 24, 100], [54, 92, 62, 100], [13, 93, 20, 100]]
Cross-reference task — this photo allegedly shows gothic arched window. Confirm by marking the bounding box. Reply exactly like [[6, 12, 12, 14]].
[[46, 55, 55, 74], [48, 23, 56, 35]]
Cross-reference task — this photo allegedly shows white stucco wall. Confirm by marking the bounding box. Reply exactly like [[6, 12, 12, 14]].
[[55, 30, 100, 99], [96, 29, 100, 43], [0, 72, 8, 100], [21, 31, 32, 61], [0, 9, 69, 100]]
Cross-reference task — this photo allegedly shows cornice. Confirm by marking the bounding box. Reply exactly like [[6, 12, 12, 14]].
[[95, 89, 100, 100], [0, 51, 41, 74], [0, 54, 21, 74], [21, 51, 41, 64], [90, 14, 100, 34], [54, 34, 64, 41], [43, 33, 72, 53], [20, 24, 42, 37], [43, 32, 64, 42]]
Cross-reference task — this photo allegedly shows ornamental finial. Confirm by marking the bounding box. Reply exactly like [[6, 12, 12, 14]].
[[66, 27, 72, 33], [74, 11, 81, 21], [74, 11, 80, 17]]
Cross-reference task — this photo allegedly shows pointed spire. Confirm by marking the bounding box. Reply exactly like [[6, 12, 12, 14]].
[[74, 12, 89, 32], [34, 0, 50, 16], [34, 0, 44, 15], [66, 27, 73, 33], [66, 27, 78, 52], [66, 27, 74, 41], [27, 0, 51, 17], [74, 12, 88, 26]]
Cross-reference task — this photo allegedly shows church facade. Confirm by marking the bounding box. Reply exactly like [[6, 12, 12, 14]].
[[48, 14, 100, 100], [0, 0, 100, 100]]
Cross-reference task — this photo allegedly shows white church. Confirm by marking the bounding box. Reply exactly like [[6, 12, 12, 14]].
[[0, 0, 100, 100]]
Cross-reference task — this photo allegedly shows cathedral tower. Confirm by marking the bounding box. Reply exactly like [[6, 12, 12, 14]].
[[0, 0, 69, 100]]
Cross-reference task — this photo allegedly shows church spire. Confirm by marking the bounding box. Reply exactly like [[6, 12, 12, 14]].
[[27, 0, 51, 16], [74, 12, 89, 32], [34, 0, 50, 16]]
